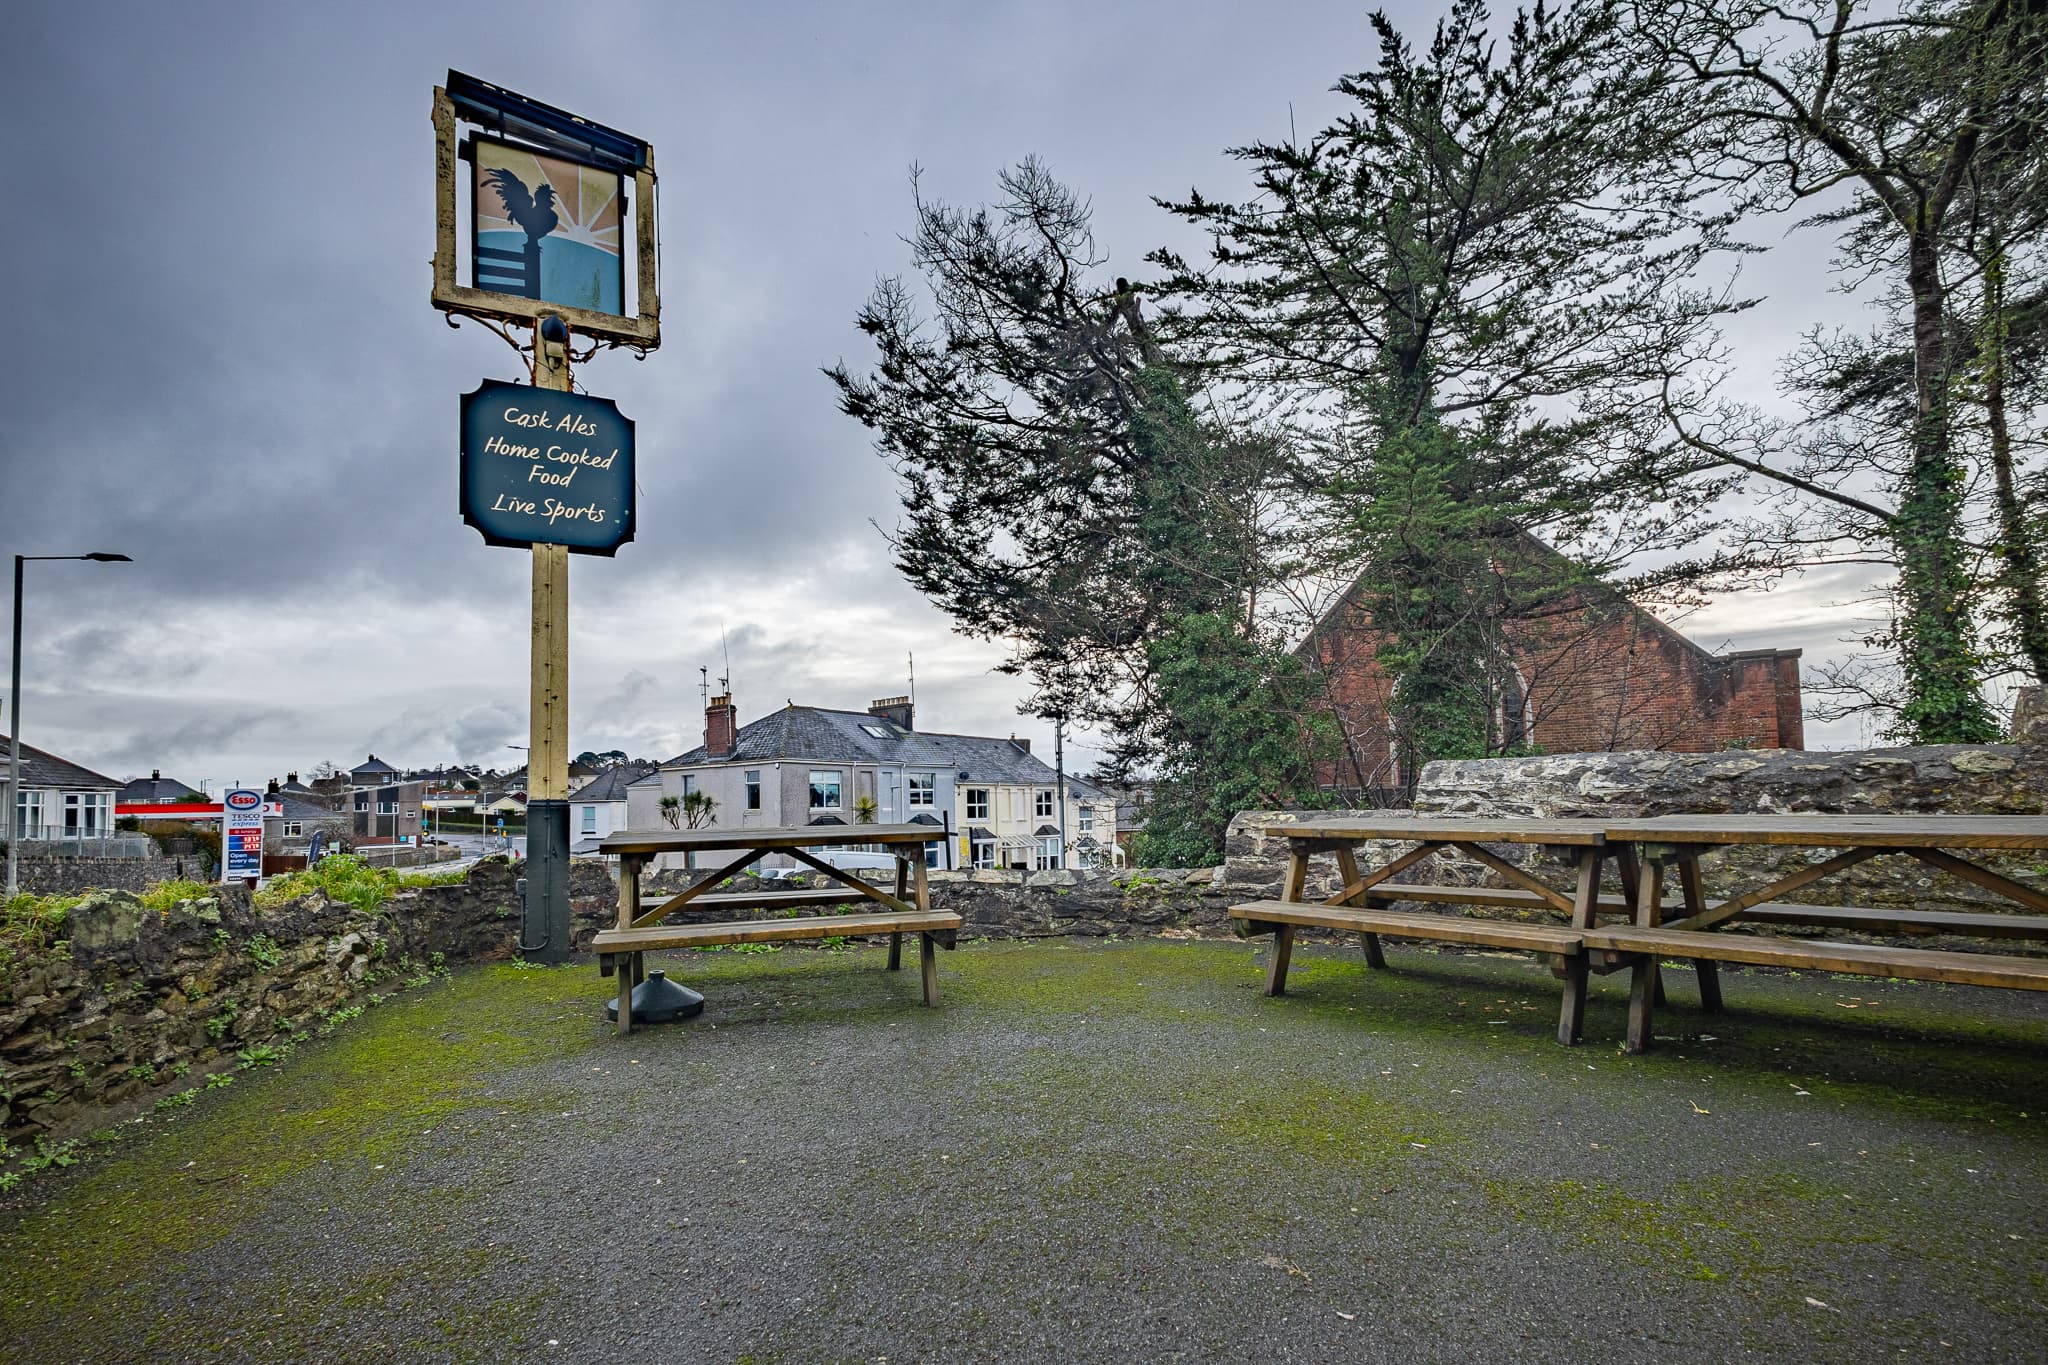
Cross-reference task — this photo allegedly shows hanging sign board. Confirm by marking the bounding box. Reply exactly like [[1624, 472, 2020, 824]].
[[222, 789, 264, 882], [460, 379, 635, 554], [432, 72, 659, 349]]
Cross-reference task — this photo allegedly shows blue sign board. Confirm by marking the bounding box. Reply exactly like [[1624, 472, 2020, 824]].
[[460, 379, 635, 554]]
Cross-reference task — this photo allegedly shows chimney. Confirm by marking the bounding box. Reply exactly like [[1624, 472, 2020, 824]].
[[151, 768, 161, 780], [267, 778, 280, 795], [705, 694, 738, 757], [868, 696, 914, 731], [1009, 734, 1030, 754], [287, 772, 298, 784]]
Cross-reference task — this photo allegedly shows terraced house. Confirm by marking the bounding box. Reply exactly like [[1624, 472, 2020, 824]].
[[630, 695, 1117, 872]]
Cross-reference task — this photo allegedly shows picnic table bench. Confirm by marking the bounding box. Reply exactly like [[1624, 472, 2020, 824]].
[[1229, 816, 1628, 1044], [593, 824, 961, 1034], [1229, 812, 2048, 1050], [1599, 814, 2048, 1052]]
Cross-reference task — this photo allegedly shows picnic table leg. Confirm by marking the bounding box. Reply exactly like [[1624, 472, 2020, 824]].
[[1558, 847, 1602, 1045], [920, 931, 939, 1005], [1334, 847, 1387, 968], [1676, 855, 1723, 1012], [1625, 854, 1664, 1053], [617, 959, 635, 1036], [887, 933, 903, 971], [1265, 923, 1297, 996]]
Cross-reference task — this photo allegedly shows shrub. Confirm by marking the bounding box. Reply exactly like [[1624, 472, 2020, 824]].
[[255, 854, 399, 914], [138, 879, 216, 913]]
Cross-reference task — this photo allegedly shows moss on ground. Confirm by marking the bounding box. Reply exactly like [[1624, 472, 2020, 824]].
[[3, 938, 2045, 1360]]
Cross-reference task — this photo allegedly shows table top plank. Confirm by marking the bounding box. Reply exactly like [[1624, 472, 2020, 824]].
[[1601, 814, 2048, 849], [1258, 815, 1608, 846], [598, 823, 947, 855]]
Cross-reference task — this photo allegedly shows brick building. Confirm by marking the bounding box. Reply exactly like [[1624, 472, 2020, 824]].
[[1301, 547, 1803, 794]]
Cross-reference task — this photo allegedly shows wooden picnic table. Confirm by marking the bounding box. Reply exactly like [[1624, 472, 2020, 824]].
[[1595, 814, 2048, 1052], [1229, 815, 1629, 1044], [593, 824, 962, 1034]]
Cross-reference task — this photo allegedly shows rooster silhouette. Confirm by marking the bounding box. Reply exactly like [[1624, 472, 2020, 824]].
[[485, 167, 559, 242]]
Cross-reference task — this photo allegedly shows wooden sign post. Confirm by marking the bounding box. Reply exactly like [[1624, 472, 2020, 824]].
[[433, 73, 659, 962]]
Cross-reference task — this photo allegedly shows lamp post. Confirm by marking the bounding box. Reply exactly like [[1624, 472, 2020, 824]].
[[7, 553, 133, 898]]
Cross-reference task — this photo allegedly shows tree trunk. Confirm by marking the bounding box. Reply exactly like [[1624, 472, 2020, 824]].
[[1890, 230, 1998, 743], [1981, 245, 2048, 687]]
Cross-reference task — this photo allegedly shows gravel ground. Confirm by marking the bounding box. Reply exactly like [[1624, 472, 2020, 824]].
[[4, 937, 2045, 1363]]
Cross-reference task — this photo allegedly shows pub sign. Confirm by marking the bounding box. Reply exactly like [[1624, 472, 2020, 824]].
[[460, 379, 635, 554]]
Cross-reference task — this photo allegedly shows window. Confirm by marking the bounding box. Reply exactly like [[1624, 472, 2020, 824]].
[[1078, 804, 1094, 834], [63, 793, 110, 836], [282, 821, 304, 838], [809, 770, 842, 810], [744, 769, 761, 810], [970, 837, 997, 869], [355, 796, 368, 812], [682, 774, 698, 797], [378, 801, 397, 815], [1035, 835, 1062, 870], [14, 790, 42, 839], [924, 843, 941, 869], [1035, 789, 1054, 818], [581, 805, 597, 833], [908, 772, 935, 807], [966, 788, 989, 820]]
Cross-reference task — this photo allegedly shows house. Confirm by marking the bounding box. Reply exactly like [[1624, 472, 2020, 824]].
[[350, 781, 426, 845], [1062, 776, 1124, 870], [348, 754, 401, 788], [120, 769, 203, 805], [567, 765, 651, 853], [3, 736, 123, 844], [275, 771, 319, 801], [1300, 536, 1804, 794], [647, 693, 1115, 872], [264, 791, 344, 853], [483, 792, 528, 819]]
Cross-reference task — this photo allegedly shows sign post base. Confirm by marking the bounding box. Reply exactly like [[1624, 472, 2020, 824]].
[[522, 799, 572, 963]]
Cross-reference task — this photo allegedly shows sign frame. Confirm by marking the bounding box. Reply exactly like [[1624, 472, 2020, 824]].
[[222, 788, 264, 883], [432, 75, 659, 348]]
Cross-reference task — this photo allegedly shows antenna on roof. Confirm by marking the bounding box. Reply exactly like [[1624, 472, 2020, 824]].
[[720, 624, 732, 696], [908, 651, 916, 707], [698, 666, 709, 710]]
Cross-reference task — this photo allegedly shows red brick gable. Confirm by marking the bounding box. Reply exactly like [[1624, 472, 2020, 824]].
[[1300, 546, 1802, 791]]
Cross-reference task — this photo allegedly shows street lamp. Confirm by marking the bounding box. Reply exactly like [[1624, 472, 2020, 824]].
[[8, 553, 133, 898]]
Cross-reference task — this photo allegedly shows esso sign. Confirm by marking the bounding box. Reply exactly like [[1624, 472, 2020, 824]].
[[225, 790, 262, 812]]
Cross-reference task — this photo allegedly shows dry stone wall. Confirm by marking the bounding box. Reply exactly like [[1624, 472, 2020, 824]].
[[0, 859, 613, 1146]]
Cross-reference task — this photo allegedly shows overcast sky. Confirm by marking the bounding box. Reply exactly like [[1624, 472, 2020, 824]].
[[3, 1, 1902, 792]]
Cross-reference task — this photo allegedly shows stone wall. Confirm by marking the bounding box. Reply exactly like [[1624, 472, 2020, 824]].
[[573, 866, 1240, 949], [0, 858, 618, 1146], [12, 854, 211, 897]]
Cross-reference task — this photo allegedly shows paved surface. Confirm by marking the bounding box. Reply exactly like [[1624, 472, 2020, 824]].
[[4, 939, 2046, 1362]]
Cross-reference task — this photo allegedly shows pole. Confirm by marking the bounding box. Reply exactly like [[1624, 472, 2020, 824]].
[[6, 556, 23, 899], [1054, 715, 1067, 870], [523, 317, 574, 961]]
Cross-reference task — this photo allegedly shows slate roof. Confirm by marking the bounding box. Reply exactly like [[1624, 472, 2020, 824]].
[[663, 706, 1061, 785], [272, 795, 335, 822], [120, 772, 200, 803], [568, 766, 654, 803], [0, 736, 122, 791]]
